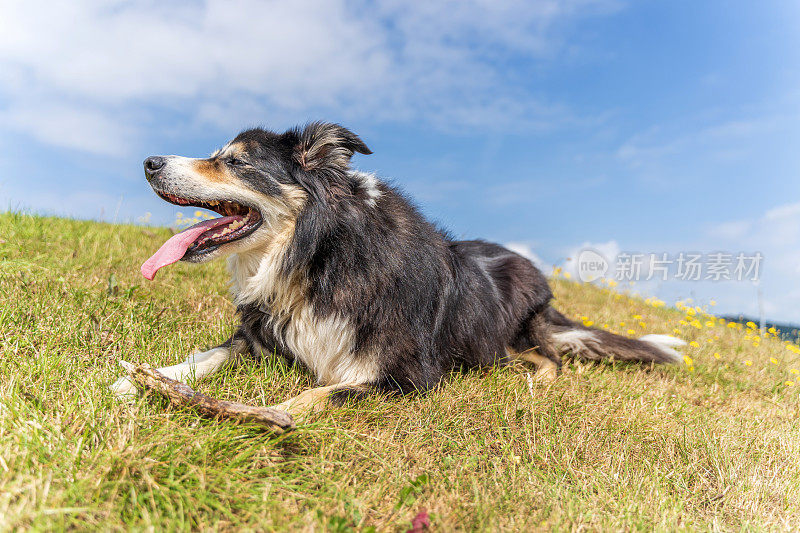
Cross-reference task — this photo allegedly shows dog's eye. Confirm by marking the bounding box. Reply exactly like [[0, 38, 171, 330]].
[[227, 157, 247, 167]]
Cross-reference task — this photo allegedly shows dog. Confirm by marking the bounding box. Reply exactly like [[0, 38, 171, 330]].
[[111, 122, 685, 418]]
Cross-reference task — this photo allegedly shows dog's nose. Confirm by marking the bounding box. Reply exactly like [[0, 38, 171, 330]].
[[144, 156, 166, 177]]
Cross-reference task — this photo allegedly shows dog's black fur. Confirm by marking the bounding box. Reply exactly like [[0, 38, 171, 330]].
[[142, 122, 683, 405]]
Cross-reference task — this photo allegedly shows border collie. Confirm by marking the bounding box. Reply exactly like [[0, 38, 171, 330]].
[[111, 122, 684, 418]]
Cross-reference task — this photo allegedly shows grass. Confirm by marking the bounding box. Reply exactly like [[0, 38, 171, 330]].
[[1, 211, 799, 531]]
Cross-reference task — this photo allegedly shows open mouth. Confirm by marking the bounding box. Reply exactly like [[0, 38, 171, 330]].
[[158, 192, 263, 253], [141, 192, 263, 280]]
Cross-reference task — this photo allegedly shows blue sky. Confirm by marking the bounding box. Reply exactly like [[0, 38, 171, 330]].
[[1, 1, 799, 322]]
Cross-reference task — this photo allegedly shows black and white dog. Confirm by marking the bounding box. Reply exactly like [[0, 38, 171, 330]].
[[111, 122, 684, 417]]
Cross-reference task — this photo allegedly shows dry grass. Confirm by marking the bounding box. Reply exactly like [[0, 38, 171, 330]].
[[1, 211, 799, 531]]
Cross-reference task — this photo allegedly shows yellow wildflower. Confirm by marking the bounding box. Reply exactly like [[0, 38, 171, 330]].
[[744, 360, 753, 366], [689, 341, 699, 348]]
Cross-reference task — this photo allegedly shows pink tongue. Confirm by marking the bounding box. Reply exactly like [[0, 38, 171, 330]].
[[141, 216, 238, 280]]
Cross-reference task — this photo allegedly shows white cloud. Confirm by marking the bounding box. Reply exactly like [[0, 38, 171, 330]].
[[504, 241, 549, 270], [546, 204, 800, 323], [0, 1, 382, 103], [616, 111, 798, 173], [0, 0, 622, 155], [707, 220, 751, 240], [562, 240, 620, 279], [709, 202, 800, 274], [541, 227, 800, 323], [764, 202, 800, 221], [708, 201, 800, 251], [0, 100, 136, 156]]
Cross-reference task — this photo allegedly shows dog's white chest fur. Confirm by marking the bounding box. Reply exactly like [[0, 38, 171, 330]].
[[228, 238, 379, 386], [275, 306, 376, 386]]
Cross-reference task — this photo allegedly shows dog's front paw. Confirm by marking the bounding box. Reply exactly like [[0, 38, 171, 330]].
[[533, 362, 558, 383], [109, 376, 138, 398]]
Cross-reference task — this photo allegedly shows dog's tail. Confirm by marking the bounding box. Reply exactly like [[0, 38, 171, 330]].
[[530, 306, 685, 364]]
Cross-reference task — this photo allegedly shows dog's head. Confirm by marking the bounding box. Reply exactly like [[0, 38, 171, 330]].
[[140, 122, 371, 279]]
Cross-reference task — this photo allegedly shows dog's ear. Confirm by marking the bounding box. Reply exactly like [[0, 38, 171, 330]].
[[294, 122, 372, 171]]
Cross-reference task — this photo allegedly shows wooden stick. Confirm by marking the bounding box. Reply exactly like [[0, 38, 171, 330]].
[[120, 361, 295, 434]]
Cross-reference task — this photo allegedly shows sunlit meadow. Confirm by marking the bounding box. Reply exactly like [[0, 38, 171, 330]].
[[1, 212, 799, 530]]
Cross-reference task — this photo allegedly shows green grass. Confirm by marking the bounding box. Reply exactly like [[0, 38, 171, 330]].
[[1, 211, 799, 531]]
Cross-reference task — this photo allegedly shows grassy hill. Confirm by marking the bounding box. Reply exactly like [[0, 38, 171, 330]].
[[1, 211, 799, 530]]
